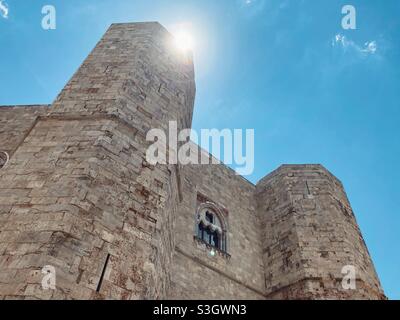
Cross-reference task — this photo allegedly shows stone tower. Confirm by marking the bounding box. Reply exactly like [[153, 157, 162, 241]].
[[256, 165, 385, 299], [0, 22, 385, 300]]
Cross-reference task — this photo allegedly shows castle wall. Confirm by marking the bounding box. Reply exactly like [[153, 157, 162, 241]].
[[0, 22, 385, 300], [0, 105, 50, 157], [169, 163, 266, 300]]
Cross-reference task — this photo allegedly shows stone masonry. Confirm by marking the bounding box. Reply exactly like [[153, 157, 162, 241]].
[[0, 22, 385, 300]]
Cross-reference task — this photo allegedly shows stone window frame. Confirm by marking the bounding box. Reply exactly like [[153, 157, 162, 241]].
[[0, 151, 9, 169], [194, 194, 230, 258]]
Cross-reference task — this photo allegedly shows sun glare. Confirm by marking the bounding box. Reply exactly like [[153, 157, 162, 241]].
[[171, 26, 195, 52]]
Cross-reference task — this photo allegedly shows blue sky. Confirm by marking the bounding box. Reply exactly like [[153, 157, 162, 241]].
[[0, 0, 399, 299]]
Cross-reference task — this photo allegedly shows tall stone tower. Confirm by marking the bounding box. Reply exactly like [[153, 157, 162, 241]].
[[0, 22, 195, 299], [0, 22, 385, 300]]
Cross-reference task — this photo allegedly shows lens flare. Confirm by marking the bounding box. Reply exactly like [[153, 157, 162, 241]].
[[174, 30, 194, 51], [170, 24, 195, 52]]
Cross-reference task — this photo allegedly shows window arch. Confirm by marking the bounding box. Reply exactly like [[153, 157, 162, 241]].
[[196, 205, 227, 253], [0, 151, 9, 169]]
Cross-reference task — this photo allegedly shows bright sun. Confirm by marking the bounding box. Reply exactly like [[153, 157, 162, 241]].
[[172, 28, 195, 52]]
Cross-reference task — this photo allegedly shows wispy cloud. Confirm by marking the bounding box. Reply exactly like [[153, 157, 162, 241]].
[[362, 41, 378, 55], [0, 0, 8, 19], [332, 34, 378, 56], [237, 0, 267, 16], [237, 0, 292, 20], [242, 0, 259, 6]]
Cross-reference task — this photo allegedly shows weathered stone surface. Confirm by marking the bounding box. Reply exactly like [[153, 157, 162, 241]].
[[0, 105, 50, 157], [256, 165, 385, 300], [0, 22, 385, 300], [0, 22, 193, 300], [169, 163, 265, 300]]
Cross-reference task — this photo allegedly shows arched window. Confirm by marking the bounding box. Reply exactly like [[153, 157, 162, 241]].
[[0, 151, 9, 169], [196, 208, 227, 252]]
